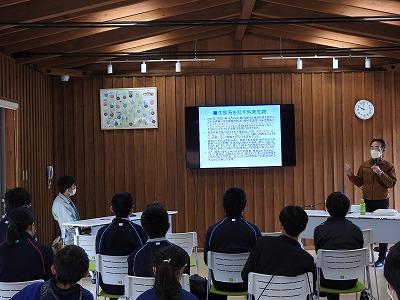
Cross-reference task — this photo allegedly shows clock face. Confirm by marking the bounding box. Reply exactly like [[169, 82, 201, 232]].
[[354, 100, 374, 120]]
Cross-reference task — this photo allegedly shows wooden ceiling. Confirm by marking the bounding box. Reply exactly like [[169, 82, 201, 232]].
[[1, 0, 400, 74]]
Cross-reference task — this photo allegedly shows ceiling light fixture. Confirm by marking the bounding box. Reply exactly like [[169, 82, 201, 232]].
[[365, 57, 371, 69], [296, 58, 303, 70], [332, 57, 339, 69], [60, 75, 69, 82], [175, 61, 181, 73], [141, 61, 147, 73], [107, 63, 113, 74]]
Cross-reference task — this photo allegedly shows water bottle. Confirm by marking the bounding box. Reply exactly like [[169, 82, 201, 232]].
[[359, 198, 366, 215]]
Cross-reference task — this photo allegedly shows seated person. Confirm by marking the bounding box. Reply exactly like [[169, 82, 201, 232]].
[[0, 187, 31, 243], [52, 176, 80, 246], [314, 192, 364, 300], [95, 192, 147, 295], [12, 245, 93, 300], [384, 241, 400, 300], [241, 206, 314, 285], [137, 244, 198, 300], [0, 207, 53, 282], [128, 203, 190, 277], [204, 187, 261, 298]]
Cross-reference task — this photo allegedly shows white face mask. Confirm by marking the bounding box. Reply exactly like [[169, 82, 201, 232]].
[[69, 187, 77, 196], [370, 149, 381, 159]]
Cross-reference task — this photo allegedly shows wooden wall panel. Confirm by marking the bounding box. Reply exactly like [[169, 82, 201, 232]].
[[0, 53, 54, 243], [52, 71, 400, 247]]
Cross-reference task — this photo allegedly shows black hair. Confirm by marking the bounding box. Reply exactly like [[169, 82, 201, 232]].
[[57, 176, 75, 194], [279, 206, 308, 237], [140, 203, 170, 238], [326, 192, 350, 218], [4, 187, 31, 213], [370, 138, 386, 149], [6, 206, 34, 245], [384, 241, 400, 299], [152, 245, 188, 300], [223, 187, 246, 216], [112, 192, 134, 218], [54, 245, 89, 285]]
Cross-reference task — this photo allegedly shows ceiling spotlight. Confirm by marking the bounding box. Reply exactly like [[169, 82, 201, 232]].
[[296, 58, 303, 70], [107, 63, 113, 74], [175, 61, 181, 73], [365, 57, 371, 69], [60, 75, 69, 82], [141, 61, 147, 73], [332, 57, 339, 69]]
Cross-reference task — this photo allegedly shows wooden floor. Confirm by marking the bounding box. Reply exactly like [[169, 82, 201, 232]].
[[82, 251, 389, 299]]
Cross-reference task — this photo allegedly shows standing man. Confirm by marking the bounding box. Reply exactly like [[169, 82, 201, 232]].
[[52, 176, 80, 246], [345, 138, 397, 267]]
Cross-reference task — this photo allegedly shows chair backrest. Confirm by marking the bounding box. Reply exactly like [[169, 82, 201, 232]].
[[361, 229, 373, 248], [248, 272, 313, 300], [166, 232, 197, 256], [124, 274, 190, 299], [0, 280, 44, 299], [207, 252, 249, 283], [261, 231, 282, 237], [96, 254, 128, 285], [316, 248, 369, 280], [74, 234, 96, 261]]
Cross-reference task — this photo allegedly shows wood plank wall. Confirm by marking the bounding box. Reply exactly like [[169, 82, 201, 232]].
[[0, 53, 54, 243], [53, 71, 400, 247]]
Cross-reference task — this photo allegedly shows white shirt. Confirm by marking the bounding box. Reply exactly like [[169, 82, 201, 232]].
[[52, 193, 80, 245]]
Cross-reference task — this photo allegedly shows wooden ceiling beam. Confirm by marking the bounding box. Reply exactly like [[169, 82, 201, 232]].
[[54, 28, 234, 68], [3, 0, 235, 53], [318, 0, 400, 15], [254, 2, 400, 43], [0, 0, 200, 46], [235, 0, 257, 40], [15, 2, 240, 64], [0, 0, 29, 8]]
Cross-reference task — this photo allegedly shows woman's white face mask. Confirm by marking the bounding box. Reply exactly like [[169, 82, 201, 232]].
[[370, 149, 382, 159]]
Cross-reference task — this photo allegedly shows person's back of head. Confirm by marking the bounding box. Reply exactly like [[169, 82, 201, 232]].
[[279, 206, 308, 238], [57, 176, 75, 195], [53, 245, 89, 286], [152, 244, 188, 300], [141, 203, 169, 239], [325, 192, 350, 218], [6, 206, 34, 245], [111, 192, 134, 218], [384, 241, 400, 300], [223, 187, 246, 216], [5, 187, 31, 213]]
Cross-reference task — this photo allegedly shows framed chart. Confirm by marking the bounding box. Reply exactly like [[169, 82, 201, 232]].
[[100, 87, 158, 130]]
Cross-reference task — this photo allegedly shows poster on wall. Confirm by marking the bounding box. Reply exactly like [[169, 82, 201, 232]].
[[100, 87, 158, 130]]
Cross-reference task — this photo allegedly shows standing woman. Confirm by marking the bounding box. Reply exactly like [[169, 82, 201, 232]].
[[137, 245, 198, 300], [0, 207, 54, 282]]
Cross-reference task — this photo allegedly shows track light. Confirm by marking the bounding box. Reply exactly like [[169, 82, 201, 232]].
[[296, 58, 303, 70], [365, 57, 371, 69], [60, 75, 69, 82], [332, 57, 339, 69], [141, 61, 147, 73], [175, 61, 181, 72], [107, 63, 113, 74]]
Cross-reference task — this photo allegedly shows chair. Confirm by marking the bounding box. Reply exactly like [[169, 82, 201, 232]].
[[74, 234, 96, 272], [248, 272, 313, 299], [206, 251, 249, 299], [316, 248, 373, 299], [124, 274, 190, 299], [0, 280, 43, 299], [166, 232, 199, 273], [362, 229, 379, 300], [261, 231, 282, 237], [95, 254, 129, 299]]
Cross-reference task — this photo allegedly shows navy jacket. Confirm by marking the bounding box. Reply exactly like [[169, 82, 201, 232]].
[[95, 217, 147, 295], [204, 215, 261, 291], [0, 216, 8, 243], [242, 235, 315, 284], [314, 217, 364, 290], [11, 279, 93, 300], [0, 232, 54, 282], [137, 287, 198, 300], [128, 238, 190, 277]]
